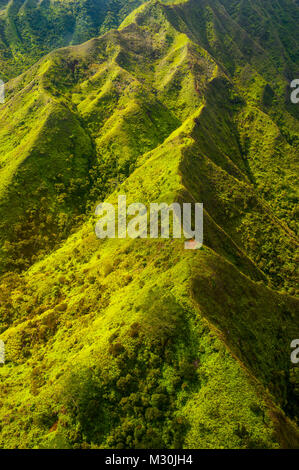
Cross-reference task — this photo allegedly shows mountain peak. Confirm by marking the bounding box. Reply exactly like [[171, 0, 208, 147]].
[[0, 0, 298, 450]]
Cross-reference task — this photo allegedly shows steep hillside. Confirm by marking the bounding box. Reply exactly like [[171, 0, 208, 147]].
[[0, 0, 298, 449], [0, 0, 145, 80]]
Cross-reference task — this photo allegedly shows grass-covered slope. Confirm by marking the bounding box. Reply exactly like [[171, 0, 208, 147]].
[[0, 0, 298, 449], [0, 0, 145, 80], [0, 118, 298, 449]]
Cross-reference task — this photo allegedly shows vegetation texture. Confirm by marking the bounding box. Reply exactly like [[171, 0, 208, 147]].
[[0, 0, 298, 449]]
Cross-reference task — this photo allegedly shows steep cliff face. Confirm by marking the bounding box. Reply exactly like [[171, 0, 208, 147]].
[[0, 0, 298, 449]]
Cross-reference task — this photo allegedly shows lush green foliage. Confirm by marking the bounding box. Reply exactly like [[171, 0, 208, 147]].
[[0, 0, 298, 449], [0, 0, 145, 80]]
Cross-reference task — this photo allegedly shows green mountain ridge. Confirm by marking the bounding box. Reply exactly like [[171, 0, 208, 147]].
[[0, 0, 145, 80], [0, 0, 298, 449]]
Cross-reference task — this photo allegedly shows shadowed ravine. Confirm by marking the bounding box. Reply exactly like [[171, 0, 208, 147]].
[[0, 0, 298, 449]]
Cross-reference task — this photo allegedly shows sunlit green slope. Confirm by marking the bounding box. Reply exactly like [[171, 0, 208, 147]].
[[0, 0, 298, 449]]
